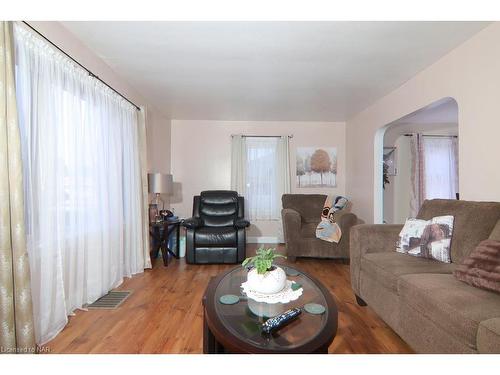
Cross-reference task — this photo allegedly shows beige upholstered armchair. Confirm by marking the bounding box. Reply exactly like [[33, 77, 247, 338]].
[[281, 194, 358, 262]]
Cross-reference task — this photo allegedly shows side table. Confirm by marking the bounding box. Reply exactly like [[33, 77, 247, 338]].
[[149, 219, 181, 266]]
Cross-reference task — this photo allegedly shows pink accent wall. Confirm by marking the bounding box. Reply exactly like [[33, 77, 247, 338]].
[[170, 120, 346, 241]]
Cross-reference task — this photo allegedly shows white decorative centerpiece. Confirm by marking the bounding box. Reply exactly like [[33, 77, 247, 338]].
[[242, 247, 287, 294], [241, 247, 302, 317]]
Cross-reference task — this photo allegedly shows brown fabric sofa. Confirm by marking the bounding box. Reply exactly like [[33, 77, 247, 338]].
[[281, 194, 358, 261], [350, 199, 500, 353]]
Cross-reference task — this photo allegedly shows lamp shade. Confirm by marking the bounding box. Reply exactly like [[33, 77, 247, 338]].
[[148, 173, 173, 194]]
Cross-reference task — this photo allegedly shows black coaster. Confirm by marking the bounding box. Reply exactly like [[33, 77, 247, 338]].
[[219, 294, 240, 305], [304, 303, 326, 315]]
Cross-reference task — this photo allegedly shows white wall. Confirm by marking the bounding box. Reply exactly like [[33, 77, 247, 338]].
[[347, 22, 500, 224], [383, 135, 412, 224], [170, 120, 346, 241]]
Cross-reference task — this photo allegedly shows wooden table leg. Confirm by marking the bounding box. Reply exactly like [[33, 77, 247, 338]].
[[203, 311, 216, 354]]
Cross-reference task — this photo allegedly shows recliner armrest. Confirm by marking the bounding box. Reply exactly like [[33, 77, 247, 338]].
[[182, 217, 203, 229], [234, 218, 250, 229]]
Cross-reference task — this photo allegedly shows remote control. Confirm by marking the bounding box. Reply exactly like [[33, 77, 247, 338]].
[[261, 308, 302, 334]]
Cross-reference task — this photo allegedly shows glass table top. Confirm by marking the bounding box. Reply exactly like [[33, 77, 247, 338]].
[[212, 265, 331, 351]]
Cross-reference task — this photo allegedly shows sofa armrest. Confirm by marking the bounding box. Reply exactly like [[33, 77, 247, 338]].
[[477, 318, 500, 353], [350, 224, 403, 295], [182, 217, 203, 229], [332, 211, 359, 259], [335, 211, 358, 232], [282, 208, 302, 256]]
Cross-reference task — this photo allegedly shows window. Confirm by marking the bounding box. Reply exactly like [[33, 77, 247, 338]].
[[231, 135, 290, 223], [14, 22, 147, 345], [423, 136, 459, 200], [246, 137, 280, 220]]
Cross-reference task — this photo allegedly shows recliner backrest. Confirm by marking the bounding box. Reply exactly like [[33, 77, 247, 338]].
[[282, 194, 327, 223], [194, 190, 241, 227]]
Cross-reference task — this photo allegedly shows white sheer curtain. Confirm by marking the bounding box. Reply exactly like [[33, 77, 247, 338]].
[[423, 136, 459, 200], [14, 23, 147, 345], [276, 136, 291, 241], [409, 134, 425, 217], [231, 136, 290, 223], [230, 134, 247, 195]]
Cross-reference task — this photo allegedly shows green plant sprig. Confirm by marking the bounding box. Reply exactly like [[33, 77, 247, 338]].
[[242, 246, 286, 274]]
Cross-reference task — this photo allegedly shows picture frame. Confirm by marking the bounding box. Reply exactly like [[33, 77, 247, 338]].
[[296, 147, 338, 188]]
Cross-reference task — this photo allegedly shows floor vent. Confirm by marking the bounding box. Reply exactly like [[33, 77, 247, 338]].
[[87, 290, 132, 310]]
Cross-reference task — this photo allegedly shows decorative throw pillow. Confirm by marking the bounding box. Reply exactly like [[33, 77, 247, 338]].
[[397, 215, 454, 263], [454, 239, 500, 294]]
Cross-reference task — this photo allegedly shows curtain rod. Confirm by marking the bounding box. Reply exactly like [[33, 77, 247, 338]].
[[21, 21, 141, 111], [403, 134, 458, 138], [231, 134, 293, 138]]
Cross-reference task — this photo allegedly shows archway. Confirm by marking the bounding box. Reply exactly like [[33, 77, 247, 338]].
[[373, 97, 459, 223]]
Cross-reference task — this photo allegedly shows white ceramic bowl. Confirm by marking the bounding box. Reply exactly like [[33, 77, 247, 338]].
[[246, 266, 287, 294]]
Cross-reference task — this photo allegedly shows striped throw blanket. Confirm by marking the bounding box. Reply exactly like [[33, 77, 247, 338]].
[[315, 195, 349, 243]]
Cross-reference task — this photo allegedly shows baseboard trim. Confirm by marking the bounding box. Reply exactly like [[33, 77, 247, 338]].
[[247, 236, 281, 244]]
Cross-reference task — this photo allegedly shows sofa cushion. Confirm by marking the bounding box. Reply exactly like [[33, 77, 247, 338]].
[[488, 219, 500, 241], [361, 252, 455, 292], [300, 223, 318, 238], [417, 199, 500, 263], [477, 318, 500, 353], [398, 273, 500, 350], [195, 227, 237, 247]]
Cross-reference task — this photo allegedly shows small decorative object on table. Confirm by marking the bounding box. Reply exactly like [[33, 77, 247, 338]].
[[242, 246, 287, 294], [241, 246, 303, 318]]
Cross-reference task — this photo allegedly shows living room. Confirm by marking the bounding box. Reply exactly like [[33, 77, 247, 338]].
[[2, 0, 500, 373]]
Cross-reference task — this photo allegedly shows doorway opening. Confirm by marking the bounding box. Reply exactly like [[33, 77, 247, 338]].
[[376, 98, 459, 224]]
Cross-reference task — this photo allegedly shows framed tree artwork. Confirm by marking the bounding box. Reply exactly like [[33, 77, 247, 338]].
[[296, 147, 337, 188]]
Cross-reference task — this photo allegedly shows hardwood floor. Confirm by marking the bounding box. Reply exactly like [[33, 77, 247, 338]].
[[45, 244, 413, 354]]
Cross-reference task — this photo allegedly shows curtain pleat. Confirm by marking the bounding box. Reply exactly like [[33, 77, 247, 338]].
[[230, 134, 247, 195], [409, 133, 425, 217], [276, 136, 291, 242], [0, 21, 36, 354], [138, 107, 151, 269]]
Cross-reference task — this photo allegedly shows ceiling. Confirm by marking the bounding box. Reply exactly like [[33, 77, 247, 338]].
[[394, 97, 458, 125], [61, 21, 488, 121], [384, 98, 458, 144]]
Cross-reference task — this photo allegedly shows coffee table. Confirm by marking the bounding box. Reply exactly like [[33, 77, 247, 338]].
[[202, 265, 338, 354]]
